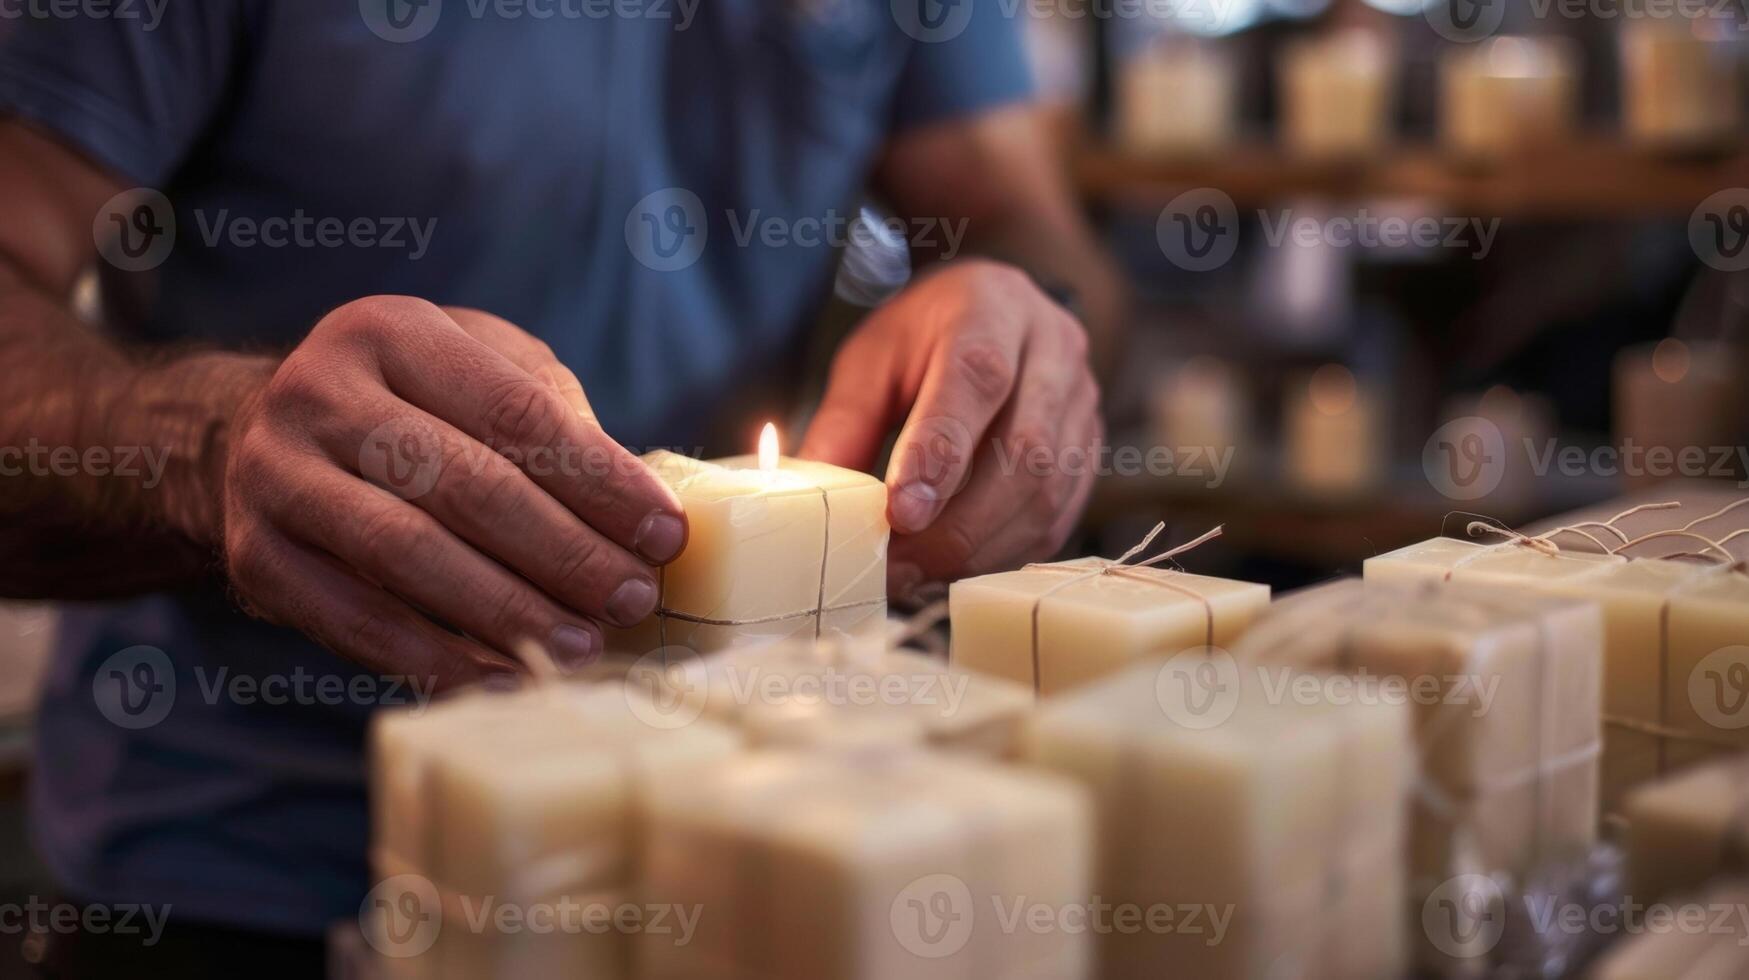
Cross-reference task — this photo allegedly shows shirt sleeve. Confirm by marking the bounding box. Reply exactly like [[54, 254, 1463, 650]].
[[888, 0, 1036, 132], [0, 2, 247, 186]]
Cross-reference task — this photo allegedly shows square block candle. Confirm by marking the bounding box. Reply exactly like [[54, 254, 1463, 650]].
[[1022, 660, 1411, 980], [1592, 882, 1749, 979], [608, 429, 888, 656], [1623, 754, 1749, 904], [368, 682, 741, 980], [1366, 537, 1749, 811], [639, 749, 1093, 980], [1232, 579, 1603, 970], [637, 638, 1035, 758], [950, 555, 1269, 696]]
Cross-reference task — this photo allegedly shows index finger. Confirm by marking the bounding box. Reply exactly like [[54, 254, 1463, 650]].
[[353, 299, 687, 564], [885, 319, 1022, 534]]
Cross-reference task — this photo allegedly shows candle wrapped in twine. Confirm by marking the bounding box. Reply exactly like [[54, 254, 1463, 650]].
[[1015, 522, 1226, 694], [1450, 500, 1749, 781]]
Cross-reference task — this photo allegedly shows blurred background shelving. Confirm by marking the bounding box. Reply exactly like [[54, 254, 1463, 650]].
[[1025, 0, 1749, 584]]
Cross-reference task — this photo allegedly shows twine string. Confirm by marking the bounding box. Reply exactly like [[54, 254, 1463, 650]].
[[1021, 523, 1224, 694]]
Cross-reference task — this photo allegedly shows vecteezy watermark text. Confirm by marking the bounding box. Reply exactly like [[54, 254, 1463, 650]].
[[0, 898, 170, 947], [0, 440, 169, 488]]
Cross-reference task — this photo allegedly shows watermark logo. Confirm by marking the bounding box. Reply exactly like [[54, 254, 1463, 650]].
[[891, 873, 974, 958], [361, 0, 442, 41], [361, 873, 442, 958], [626, 188, 707, 272], [1157, 188, 1239, 273], [1425, 0, 1505, 42], [359, 417, 445, 501], [1423, 874, 1506, 959], [624, 647, 708, 729], [1691, 189, 1749, 272], [93, 188, 175, 273], [1154, 646, 1240, 729], [92, 645, 175, 730], [1691, 646, 1749, 731], [1423, 416, 1507, 501], [891, 0, 973, 41]]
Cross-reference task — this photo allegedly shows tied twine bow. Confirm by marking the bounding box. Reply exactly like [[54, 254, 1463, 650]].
[[1453, 498, 1749, 782], [1020, 523, 1224, 694]]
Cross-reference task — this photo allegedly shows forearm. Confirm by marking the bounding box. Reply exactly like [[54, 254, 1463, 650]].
[[0, 263, 275, 597]]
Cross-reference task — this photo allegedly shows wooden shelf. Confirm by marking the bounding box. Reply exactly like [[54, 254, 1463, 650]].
[[1077, 139, 1749, 218]]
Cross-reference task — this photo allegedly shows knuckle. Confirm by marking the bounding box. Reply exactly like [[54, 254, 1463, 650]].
[[224, 521, 267, 586], [936, 520, 981, 570], [264, 354, 339, 416], [483, 378, 566, 449], [485, 583, 542, 640], [354, 504, 418, 564], [320, 295, 439, 346], [1061, 322, 1091, 359], [550, 533, 604, 597], [343, 609, 404, 659], [1005, 424, 1055, 463], [952, 341, 1016, 401]]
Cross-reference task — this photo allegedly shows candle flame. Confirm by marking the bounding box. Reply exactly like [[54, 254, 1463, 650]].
[[758, 422, 779, 473]]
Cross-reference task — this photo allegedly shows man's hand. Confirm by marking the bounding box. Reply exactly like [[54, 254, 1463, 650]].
[[222, 296, 686, 688], [800, 260, 1102, 596]]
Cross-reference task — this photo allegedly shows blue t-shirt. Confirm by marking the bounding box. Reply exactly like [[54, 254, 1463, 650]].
[[0, 0, 1031, 935]]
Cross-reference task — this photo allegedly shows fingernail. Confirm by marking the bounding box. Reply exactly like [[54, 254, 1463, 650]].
[[635, 512, 686, 564], [890, 561, 924, 600], [548, 624, 599, 670], [890, 482, 939, 534], [607, 578, 658, 627]]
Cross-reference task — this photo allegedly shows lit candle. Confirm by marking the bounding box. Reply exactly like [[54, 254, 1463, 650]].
[[607, 424, 889, 657]]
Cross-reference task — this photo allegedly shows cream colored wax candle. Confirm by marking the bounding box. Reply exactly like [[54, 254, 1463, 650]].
[[949, 533, 1269, 696], [1440, 36, 1579, 161], [1232, 578, 1603, 973], [1623, 754, 1749, 904], [633, 637, 1035, 758], [1592, 882, 1749, 979], [639, 749, 1093, 980], [367, 682, 741, 980], [1365, 536, 1749, 811], [608, 425, 887, 656], [1284, 364, 1382, 498], [1279, 29, 1394, 160], [1621, 21, 1741, 151], [1022, 659, 1412, 979], [1116, 37, 1237, 155]]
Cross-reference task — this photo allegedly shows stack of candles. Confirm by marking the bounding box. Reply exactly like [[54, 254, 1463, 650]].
[[1232, 578, 1604, 973], [1022, 659, 1412, 978], [368, 682, 741, 978], [639, 749, 1094, 980], [1364, 505, 1749, 813]]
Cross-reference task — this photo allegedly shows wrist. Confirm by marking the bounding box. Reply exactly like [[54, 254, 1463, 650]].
[[100, 351, 277, 552]]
